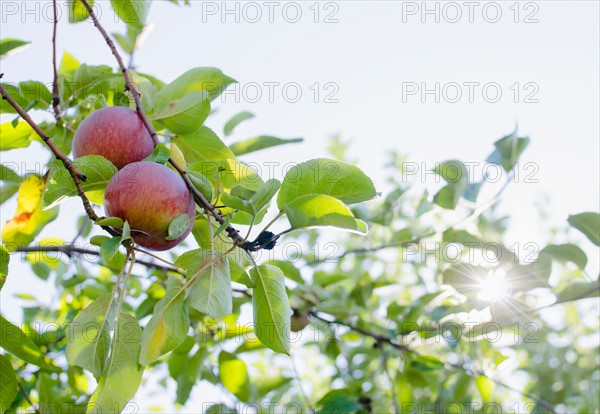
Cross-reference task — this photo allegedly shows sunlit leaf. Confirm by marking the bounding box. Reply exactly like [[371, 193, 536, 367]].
[[2, 175, 58, 247], [223, 111, 254, 136], [0, 121, 34, 151], [68, 0, 93, 23], [175, 127, 235, 163], [278, 158, 377, 209], [285, 194, 368, 235], [218, 351, 250, 401], [230, 136, 303, 156], [111, 0, 148, 27]]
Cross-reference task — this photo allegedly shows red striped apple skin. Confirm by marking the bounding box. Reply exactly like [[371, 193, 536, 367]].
[[104, 162, 196, 251], [73, 106, 154, 169]]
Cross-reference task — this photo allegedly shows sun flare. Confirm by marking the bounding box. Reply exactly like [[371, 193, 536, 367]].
[[477, 269, 510, 303]]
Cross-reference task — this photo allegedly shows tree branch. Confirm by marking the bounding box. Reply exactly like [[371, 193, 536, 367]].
[[51, 0, 62, 124], [0, 78, 103, 224], [15, 244, 182, 275], [78, 0, 246, 248], [17, 382, 41, 414]]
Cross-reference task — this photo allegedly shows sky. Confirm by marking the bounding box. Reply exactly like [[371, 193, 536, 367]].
[[1, 0, 599, 411]]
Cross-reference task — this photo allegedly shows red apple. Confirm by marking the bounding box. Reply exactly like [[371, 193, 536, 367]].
[[73, 106, 154, 169], [104, 162, 196, 250]]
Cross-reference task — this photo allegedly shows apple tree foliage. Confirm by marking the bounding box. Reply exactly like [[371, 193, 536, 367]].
[[1, 1, 599, 413]]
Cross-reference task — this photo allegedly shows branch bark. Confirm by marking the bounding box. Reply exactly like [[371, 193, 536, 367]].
[[51, 0, 62, 124], [78, 0, 246, 248], [0, 78, 103, 224]]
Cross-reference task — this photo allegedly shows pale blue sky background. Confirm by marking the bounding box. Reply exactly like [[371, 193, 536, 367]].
[[1, 0, 599, 411]]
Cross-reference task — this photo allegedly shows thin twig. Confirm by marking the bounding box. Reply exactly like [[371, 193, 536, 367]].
[[78, 0, 246, 248], [15, 245, 182, 276], [308, 310, 409, 352], [51, 0, 62, 124], [380, 345, 400, 414], [17, 382, 41, 414]]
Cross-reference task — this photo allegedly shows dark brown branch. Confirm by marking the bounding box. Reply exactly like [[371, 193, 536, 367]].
[[308, 310, 410, 352], [51, 0, 62, 124], [0, 79, 103, 223], [78, 0, 246, 248]]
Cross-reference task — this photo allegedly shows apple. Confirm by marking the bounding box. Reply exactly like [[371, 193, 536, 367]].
[[290, 313, 310, 332], [72, 106, 154, 169], [104, 162, 196, 250]]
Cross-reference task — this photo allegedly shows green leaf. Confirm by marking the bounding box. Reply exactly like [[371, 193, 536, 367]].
[[0, 315, 57, 370], [411, 355, 444, 371], [0, 354, 17, 412], [68, 0, 93, 23], [187, 171, 213, 202], [230, 136, 303, 156], [174, 348, 203, 405], [0, 182, 20, 206], [111, 0, 149, 27], [95, 217, 125, 228], [139, 276, 190, 365], [0, 245, 8, 292], [266, 260, 303, 284], [0, 81, 52, 114], [218, 351, 251, 402], [442, 229, 484, 245], [44, 155, 118, 208], [433, 160, 469, 209], [0, 38, 30, 57], [277, 158, 377, 209], [150, 91, 210, 135], [316, 389, 360, 414], [155, 67, 236, 105], [186, 250, 232, 319], [285, 194, 368, 235], [221, 180, 280, 218], [166, 214, 193, 241], [224, 111, 254, 136], [175, 127, 235, 163], [66, 294, 117, 378], [487, 132, 530, 172], [144, 143, 171, 165], [540, 244, 588, 269], [87, 313, 144, 414], [475, 375, 494, 403], [557, 281, 600, 302], [568, 212, 600, 246], [249, 265, 291, 354], [0, 121, 34, 151]]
